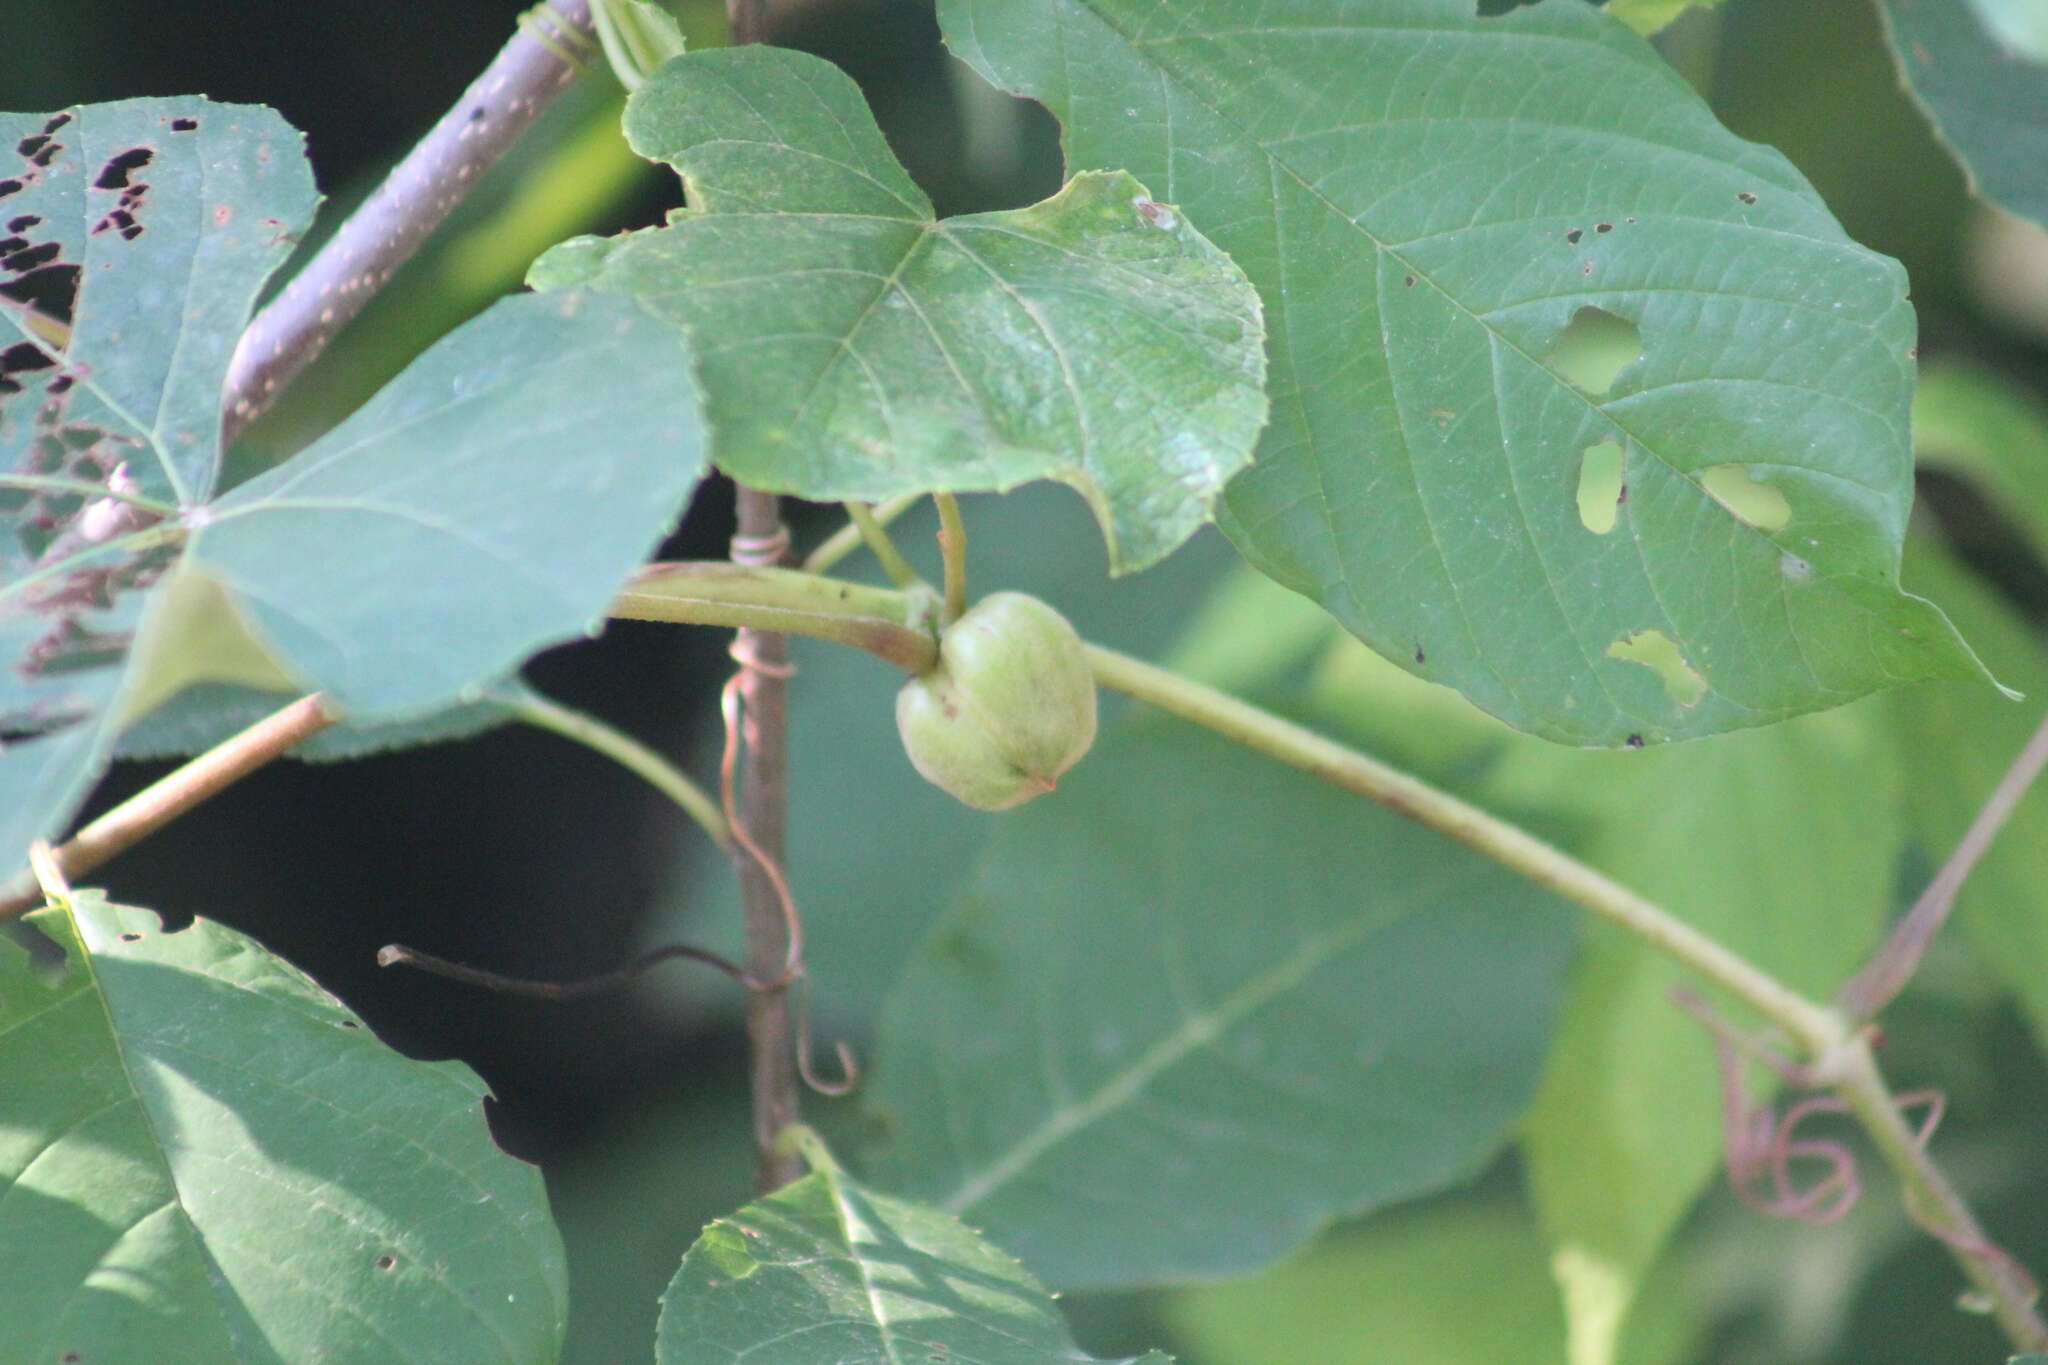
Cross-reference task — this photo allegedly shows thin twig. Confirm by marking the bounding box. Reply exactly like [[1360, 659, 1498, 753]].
[[844, 502, 922, 589], [0, 695, 335, 920], [220, 0, 598, 445], [802, 493, 921, 576], [378, 939, 755, 998], [1839, 708, 2048, 1022], [508, 688, 728, 846], [934, 492, 967, 622]]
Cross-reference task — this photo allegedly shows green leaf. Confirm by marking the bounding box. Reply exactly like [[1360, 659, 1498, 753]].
[[943, 0, 1985, 743], [1160, 1198, 1700, 1365], [185, 287, 706, 721], [655, 1148, 1170, 1364], [531, 46, 1268, 573], [1880, 0, 2048, 227], [0, 889, 567, 1362], [1273, 614, 1903, 1363], [1, 97, 316, 872], [1895, 538, 2048, 1052], [1604, 0, 1724, 37], [867, 721, 1574, 1289], [1474, 691, 1898, 1362], [0, 99, 315, 508]]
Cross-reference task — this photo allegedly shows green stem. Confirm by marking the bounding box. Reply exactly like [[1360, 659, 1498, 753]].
[[803, 493, 920, 576], [843, 502, 922, 589], [616, 562, 938, 672], [508, 690, 728, 847], [1832, 1041, 2048, 1349], [934, 492, 968, 622], [608, 563, 2042, 1343], [1083, 643, 1843, 1053]]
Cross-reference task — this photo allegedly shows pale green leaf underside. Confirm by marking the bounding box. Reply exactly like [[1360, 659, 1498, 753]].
[[868, 723, 1572, 1289], [1, 99, 315, 875], [1881, 0, 2048, 229], [0, 98, 314, 510], [0, 893, 567, 1363], [944, 0, 1986, 742], [656, 1161, 1169, 1364], [531, 46, 1268, 573], [188, 288, 708, 722]]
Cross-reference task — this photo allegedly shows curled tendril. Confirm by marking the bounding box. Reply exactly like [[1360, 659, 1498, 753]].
[[1674, 988, 1942, 1227]]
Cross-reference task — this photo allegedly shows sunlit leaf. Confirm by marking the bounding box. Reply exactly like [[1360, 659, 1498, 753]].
[[1, 98, 316, 873], [943, 0, 1986, 743], [531, 46, 1268, 573], [656, 1143, 1170, 1363], [0, 889, 567, 1362]]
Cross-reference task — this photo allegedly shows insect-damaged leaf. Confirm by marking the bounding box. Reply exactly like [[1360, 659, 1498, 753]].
[[530, 46, 1269, 574], [1, 98, 315, 872], [0, 889, 567, 1362], [3, 97, 710, 878], [942, 0, 1989, 744]]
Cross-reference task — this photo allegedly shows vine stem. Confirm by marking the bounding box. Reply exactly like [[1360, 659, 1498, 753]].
[[507, 689, 729, 846], [843, 502, 921, 589], [1081, 645, 1845, 1051], [934, 492, 968, 622], [220, 0, 598, 445], [1082, 641, 2047, 1350], [0, 694, 335, 920], [803, 493, 920, 576]]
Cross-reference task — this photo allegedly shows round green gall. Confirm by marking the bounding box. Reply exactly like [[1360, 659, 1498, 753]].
[[895, 591, 1098, 811]]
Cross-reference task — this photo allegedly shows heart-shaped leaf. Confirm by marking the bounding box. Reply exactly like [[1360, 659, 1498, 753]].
[[530, 46, 1268, 573], [942, 0, 1987, 743], [0, 889, 567, 1361], [867, 720, 1573, 1288]]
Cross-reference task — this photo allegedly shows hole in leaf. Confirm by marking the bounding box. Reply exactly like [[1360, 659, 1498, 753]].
[[1, 260, 80, 326], [1576, 441, 1625, 533], [1595, 221, 1613, 233], [1696, 464, 1791, 530], [375, 1254, 397, 1270], [1607, 629, 1708, 708], [1476, 0, 1536, 13], [119, 932, 142, 942], [1625, 733, 1646, 749], [1565, 227, 1583, 244], [1403, 272, 1416, 287], [170, 117, 199, 133], [1737, 190, 1758, 205], [0, 180, 21, 199], [7, 214, 38, 233], [339, 1018, 362, 1028], [94, 148, 152, 191], [43, 114, 71, 136], [1414, 645, 1427, 665], [1548, 306, 1640, 398]]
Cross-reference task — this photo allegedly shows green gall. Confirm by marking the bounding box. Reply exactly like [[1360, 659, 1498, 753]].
[[895, 592, 1097, 811]]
